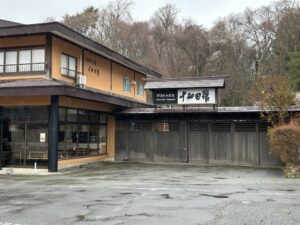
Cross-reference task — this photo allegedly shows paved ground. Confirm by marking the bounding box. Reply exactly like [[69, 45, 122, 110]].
[[0, 162, 300, 225]]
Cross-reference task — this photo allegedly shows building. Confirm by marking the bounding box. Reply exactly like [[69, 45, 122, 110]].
[[0, 19, 161, 172], [115, 78, 283, 167], [0, 19, 295, 172]]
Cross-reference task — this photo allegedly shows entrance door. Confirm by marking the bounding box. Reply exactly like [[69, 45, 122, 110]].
[[2, 122, 26, 167], [2, 121, 48, 168], [26, 123, 48, 167]]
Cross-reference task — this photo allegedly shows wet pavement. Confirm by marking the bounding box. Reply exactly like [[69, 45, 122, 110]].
[[0, 162, 300, 225]]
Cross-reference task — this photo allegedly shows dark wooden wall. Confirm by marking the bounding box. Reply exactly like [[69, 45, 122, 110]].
[[115, 113, 280, 167]]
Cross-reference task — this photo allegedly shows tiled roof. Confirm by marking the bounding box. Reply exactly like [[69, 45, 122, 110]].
[[0, 19, 22, 27]]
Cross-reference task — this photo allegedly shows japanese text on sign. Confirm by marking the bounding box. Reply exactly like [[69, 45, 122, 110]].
[[178, 88, 216, 104]]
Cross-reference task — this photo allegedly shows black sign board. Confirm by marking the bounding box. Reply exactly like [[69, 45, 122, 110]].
[[153, 89, 178, 104]]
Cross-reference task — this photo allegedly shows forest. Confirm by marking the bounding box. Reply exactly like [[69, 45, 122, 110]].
[[49, 0, 300, 106]]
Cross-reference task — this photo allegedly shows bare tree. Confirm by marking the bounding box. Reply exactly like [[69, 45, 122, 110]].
[[241, 6, 278, 76], [176, 21, 210, 77], [63, 6, 99, 38]]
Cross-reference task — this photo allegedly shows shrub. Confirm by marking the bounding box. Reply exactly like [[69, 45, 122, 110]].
[[268, 124, 300, 166]]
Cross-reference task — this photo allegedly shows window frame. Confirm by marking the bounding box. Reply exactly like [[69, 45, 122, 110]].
[[123, 77, 131, 93], [0, 46, 46, 75], [0, 51, 3, 73], [61, 53, 77, 79], [137, 81, 145, 96], [58, 107, 108, 159]]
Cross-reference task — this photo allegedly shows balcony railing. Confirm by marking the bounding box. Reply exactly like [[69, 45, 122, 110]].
[[0, 62, 46, 74]]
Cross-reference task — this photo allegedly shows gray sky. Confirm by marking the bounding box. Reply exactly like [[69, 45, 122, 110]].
[[1, 0, 274, 28]]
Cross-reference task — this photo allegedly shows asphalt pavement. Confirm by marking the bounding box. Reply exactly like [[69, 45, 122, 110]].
[[0, 162, 299, 225]]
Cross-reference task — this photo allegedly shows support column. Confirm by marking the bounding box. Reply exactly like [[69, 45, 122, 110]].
[[0, 107, 3, 170], [48, 96, 59, 172]]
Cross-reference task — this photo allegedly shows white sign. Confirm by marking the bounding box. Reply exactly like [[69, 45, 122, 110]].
[[40, 133, 46, 143], [177, 88, 216, 105]]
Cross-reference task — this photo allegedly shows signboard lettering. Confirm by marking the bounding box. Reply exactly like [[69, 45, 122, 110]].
[[153, 90, 178, 104], [178, 88, 215, 104]]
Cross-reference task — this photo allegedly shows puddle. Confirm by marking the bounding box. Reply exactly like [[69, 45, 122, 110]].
[[199, 194, 229, 198], [120, 192, 133, 195], [125, 213, 152, 217], [76, 215, 85, 221], [161, 194, 172, 199]]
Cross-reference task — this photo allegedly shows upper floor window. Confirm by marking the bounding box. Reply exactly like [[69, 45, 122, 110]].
[[123, 77, 131, 92], [137, 82, 144, 96], [61, 53, 76, 78], [0, 48, 45, 74], [0, 52, 4, 73]]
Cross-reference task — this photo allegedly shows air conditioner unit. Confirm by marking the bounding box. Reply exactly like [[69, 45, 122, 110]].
[[77, 74, 86, 87], [131, 80, 136, 85]]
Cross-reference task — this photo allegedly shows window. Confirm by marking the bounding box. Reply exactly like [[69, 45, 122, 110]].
[[5, 51, 17, 73], [0, 48, 45, 74], [58, 108, 108, 159], [137, 82, 144, 96], [0, 52, 3, 73], [123, 77, 131, 92], [61, 54, 76, 78], [19, 50, 31, 72], [32, 49, 45, 71]]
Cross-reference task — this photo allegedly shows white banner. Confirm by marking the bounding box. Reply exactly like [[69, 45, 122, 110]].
[[177, 88, 216, 104]]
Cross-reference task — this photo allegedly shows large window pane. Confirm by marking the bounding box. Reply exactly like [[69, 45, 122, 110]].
[[67, 109, 77, 122], [89, 111, 99, 123], [78, 110, 89, 123], [26, 107, 49, 122], [137, 82, 144, 96], [123, 77, 131, 92], [32, 49, 45, 71], [58, 124, 67, 159], [59, 108, 66, 122], [99, 125, 107, 154], [69, 56, 76, 77], [89, 125, 99, 155], [0, 52, 4, 73], [19, 50, 31, 72], [61, 54, 68, 75], [100, 113, 107, 124], [26, 123, 48, 164], [5, 51, 17, 72], [66, 124, 78, 157], [78, 124, 89, 156]]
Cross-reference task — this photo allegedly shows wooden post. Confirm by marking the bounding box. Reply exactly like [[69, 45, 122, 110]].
[[48, 96, 59, 172], [0, 107, 3, 170]]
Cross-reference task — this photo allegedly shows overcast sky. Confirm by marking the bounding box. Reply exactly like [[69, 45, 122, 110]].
[[1, 0, 274, 28]]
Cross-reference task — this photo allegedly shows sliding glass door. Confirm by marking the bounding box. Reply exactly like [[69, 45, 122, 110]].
[[1, 107, 49, 168]]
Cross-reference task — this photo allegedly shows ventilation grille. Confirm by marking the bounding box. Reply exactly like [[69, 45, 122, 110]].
[[189, 122, 209, 131], [211, 122, 231, 132], [235, 122, 256, 132]]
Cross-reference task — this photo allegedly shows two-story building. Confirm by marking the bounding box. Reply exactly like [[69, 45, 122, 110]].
[[0, 19, 161, 172]]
